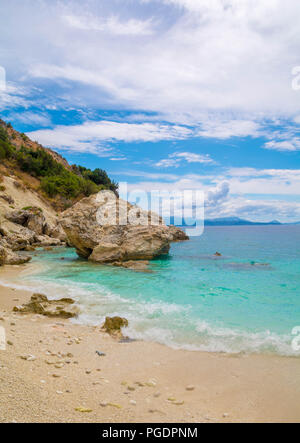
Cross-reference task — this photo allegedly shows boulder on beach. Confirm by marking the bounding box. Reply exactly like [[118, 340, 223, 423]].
[[6, 207, 46, 236], [13, 293, 79, 318], [0, 244, 31, 265], [5, 207, 67, 243], [102, 316, 129, 338], [59, 192, 189, 267]]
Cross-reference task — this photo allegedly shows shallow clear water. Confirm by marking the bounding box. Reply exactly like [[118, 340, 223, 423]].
[[6, 225, 300, 355]]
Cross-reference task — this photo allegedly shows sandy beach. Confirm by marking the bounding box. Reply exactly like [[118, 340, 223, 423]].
[[0, 264, 300, 423]]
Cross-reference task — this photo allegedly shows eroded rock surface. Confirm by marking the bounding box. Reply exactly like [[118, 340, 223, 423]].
[[60, 192, 188, 267], [0, 205, 66, 265], [102, 316, 129, 338], [5, 207, 66, 242], [13, 293, 79, 318], [0, 244, 31, 265]]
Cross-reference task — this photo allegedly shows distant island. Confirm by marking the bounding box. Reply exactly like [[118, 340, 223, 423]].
[[204, 217, 299, 226]]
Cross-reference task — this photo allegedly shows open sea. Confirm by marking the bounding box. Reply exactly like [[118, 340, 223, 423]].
[[3, 225, 300, 356]]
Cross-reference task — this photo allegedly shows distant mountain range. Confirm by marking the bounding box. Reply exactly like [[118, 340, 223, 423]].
[[203, 217, 300, 226]]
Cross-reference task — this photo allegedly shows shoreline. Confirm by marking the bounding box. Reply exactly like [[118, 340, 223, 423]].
[[0, 264, 300, 422]]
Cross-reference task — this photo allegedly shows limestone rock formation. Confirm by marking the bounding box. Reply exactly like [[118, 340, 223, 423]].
[[0, 244, 31, 265], [5, 207, 66, 241], [13, 293, 79, 318], [0, 174, 67, 266], [60, 191, 188, 266], [167, 225, 190, 242], [0, 203, 66, 265]]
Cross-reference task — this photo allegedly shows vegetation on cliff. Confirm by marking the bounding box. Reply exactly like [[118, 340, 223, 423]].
[[0, 120, 118, 207]]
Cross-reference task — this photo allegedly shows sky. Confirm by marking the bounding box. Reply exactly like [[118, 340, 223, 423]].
[[1, 0, 300, 222]]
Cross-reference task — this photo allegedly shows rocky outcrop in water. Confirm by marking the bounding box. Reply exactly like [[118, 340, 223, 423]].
[[167, 225, 190, 242], [60, 192, 188, 267], [13, 293, 79, 318]]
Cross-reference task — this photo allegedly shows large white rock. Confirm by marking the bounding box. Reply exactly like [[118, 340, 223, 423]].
[[60, 192, 188, 264]]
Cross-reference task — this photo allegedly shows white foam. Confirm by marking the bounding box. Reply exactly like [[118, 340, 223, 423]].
[[2, 276, 299, 357]]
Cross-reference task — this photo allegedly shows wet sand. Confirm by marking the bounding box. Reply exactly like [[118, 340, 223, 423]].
[[0, 265, 300, 423]]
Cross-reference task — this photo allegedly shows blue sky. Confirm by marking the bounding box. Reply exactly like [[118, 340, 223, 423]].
[[1, 0, 300, 222]]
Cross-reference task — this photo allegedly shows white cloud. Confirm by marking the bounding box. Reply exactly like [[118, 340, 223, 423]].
[[6, 111, 51, 127], [197, 119, 261, 139], [26, 120, 193, 154], [156, 151, 214, 168], [119, 167, 300, 196], [121, 166, 300, 221], [0, 83, 32, 110], [63, 14, 154, 36], [206, 196, 300, 223], [1, 0, 300, 223], [206, 182, 230, 207], [2, 0, 300, 121], [109, 157, 127, 161], [226, 167, 300, 195], [125, 175, 300, 222], [264, 139, 300, 151]]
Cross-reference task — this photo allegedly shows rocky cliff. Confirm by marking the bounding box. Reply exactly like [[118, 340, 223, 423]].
[[0, 120, 188, 268], [0, 174, 67, 265]]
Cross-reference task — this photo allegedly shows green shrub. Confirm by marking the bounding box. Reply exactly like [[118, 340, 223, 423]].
[[0, 144, 5, 160], [0, 139, 15, 158], [22, 206, 43, 213], [73, 165, 118, 193], [0, 126, 118, 199], [0, 126, 8, 142], [20, 133, 29, 142]]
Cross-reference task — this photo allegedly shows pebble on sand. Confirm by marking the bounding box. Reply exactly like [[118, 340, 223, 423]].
[[20, 354, 36, 361], [100, 402, 108, 407]]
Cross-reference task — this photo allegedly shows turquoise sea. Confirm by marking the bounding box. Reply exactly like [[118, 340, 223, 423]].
[[3, 225, 300, 356]]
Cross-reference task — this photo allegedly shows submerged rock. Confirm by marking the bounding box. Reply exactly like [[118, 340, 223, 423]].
[[13, 293, 79, 318], [112, 260, 150, 272], [102, 316, 129, 338], [59, 192, 188, 266]]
